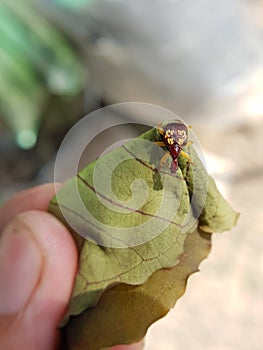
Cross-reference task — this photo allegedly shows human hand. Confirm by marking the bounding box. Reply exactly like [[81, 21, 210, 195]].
[[0, 184, 144, 350]]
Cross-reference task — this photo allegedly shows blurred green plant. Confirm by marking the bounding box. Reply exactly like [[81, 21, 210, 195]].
[[54, 0, 94, 9], [0, 0, 87, 150]]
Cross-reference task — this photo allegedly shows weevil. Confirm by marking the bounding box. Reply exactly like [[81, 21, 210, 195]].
[[155, 121, 192, 173]]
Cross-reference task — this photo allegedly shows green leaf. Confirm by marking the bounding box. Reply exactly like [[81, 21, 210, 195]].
[[198, 176, 239, 233], [63, 228, 211, 350], [49, 127, 192, 321], [48, 123, 239, 349]]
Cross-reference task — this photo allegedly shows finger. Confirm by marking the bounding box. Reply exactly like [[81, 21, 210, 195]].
[[0, 210, 78, 350], [0, 183, 61, 232]]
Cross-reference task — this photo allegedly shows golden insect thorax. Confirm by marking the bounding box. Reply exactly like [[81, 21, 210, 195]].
[[164, 129, 175, 145], [164, 128, 187, 146]]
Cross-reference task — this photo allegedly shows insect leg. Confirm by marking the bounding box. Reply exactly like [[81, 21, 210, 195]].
[[186, 140, 193, 147], [157, 124, 165, 135], [154, 141, 166, 147], [180, 150, 192, 161], [160, 151, 170, 167]]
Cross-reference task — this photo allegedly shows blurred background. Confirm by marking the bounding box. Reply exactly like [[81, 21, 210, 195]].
[[1, 0, 263, 349]]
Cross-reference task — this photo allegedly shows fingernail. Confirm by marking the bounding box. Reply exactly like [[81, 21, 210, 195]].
[[0, 219, 43, 314]]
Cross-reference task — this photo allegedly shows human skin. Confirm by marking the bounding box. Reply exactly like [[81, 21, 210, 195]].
[[0, 184, 143, 350]]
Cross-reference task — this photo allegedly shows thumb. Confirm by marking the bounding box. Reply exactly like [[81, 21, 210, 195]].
[[0, 210, 78, 350]]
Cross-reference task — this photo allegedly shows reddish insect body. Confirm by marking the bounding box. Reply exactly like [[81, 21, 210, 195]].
[[156, 121, 191, 173]]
